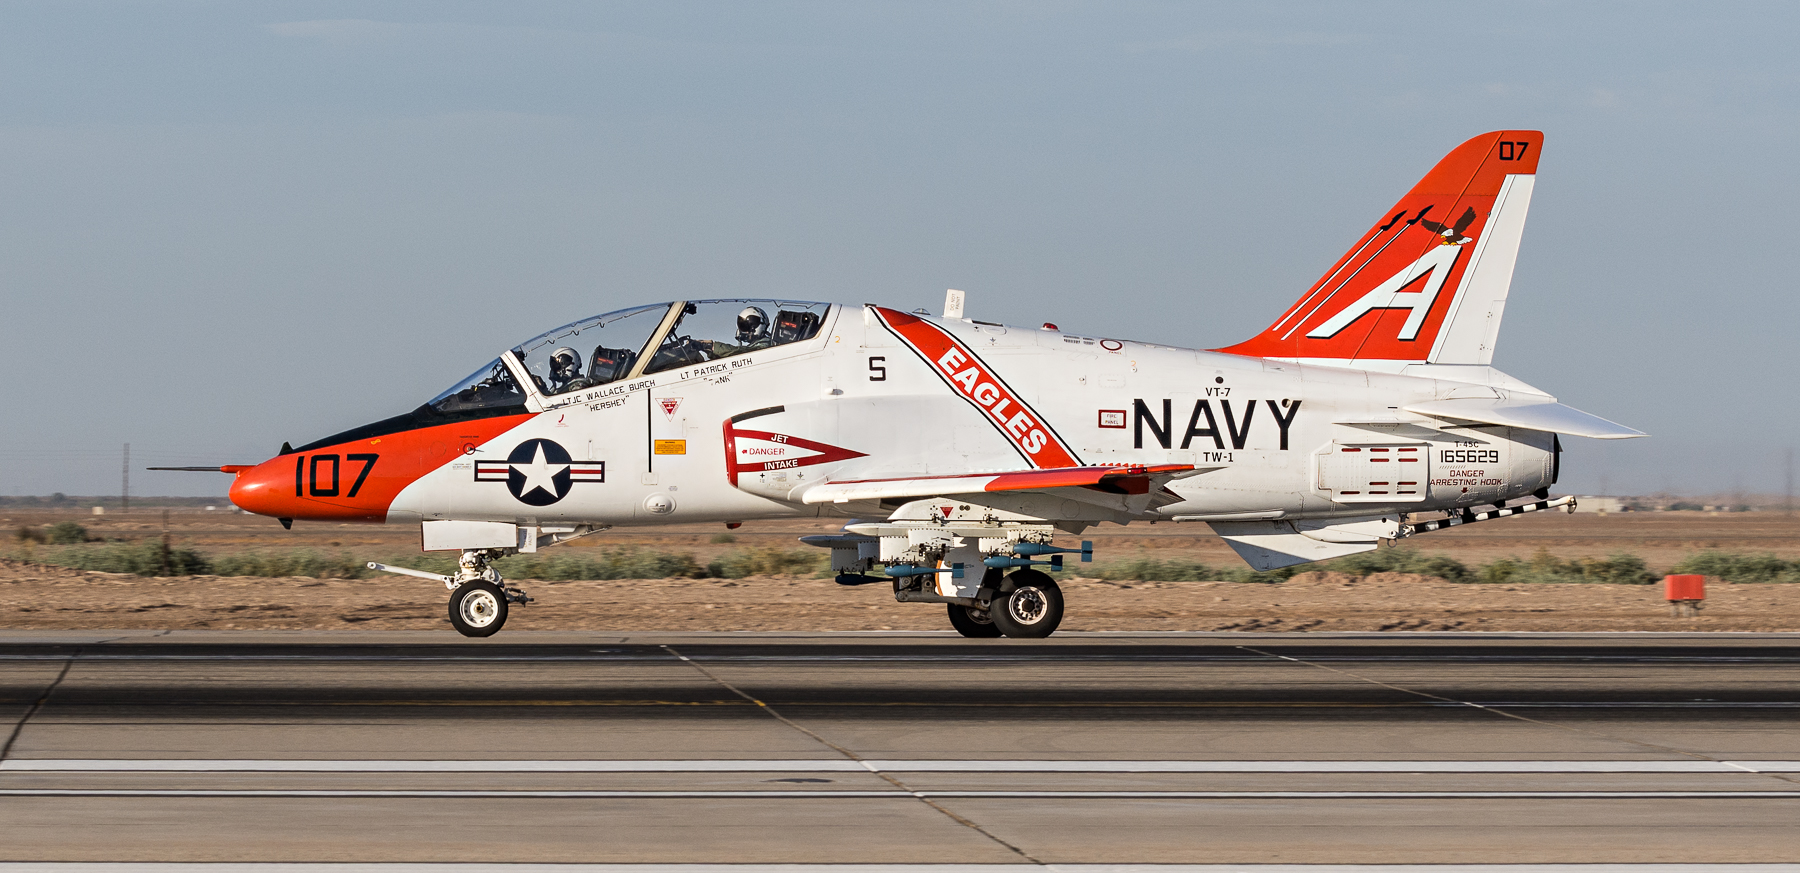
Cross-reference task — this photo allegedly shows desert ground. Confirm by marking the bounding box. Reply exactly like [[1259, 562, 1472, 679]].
[[3, 507, 1798, 633]]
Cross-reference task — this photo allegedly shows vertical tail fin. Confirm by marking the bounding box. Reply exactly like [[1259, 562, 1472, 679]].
[[1216, 130, 1542, 367]]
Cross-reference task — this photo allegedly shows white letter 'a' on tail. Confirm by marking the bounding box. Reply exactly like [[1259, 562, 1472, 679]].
[[1306, 243, 1464, 342], [1215, 130, 1541, 368]]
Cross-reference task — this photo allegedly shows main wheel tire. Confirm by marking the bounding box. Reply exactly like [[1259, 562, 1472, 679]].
[[448, 581, 508, 637], [990, 570, 1064, 638], [947, 603, 1004, 638]]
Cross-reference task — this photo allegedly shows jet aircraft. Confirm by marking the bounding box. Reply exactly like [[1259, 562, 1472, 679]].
[[191, 130, 1642, 638]]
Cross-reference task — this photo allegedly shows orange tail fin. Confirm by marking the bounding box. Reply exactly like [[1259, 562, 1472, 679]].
[[1216, 130, 1543, 367]]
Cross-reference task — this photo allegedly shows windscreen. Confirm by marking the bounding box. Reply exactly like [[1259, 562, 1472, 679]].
[[428, 358, 526, 414]]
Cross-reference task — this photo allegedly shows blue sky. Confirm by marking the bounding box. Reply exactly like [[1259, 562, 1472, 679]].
[[1, 2, 1795, 497]]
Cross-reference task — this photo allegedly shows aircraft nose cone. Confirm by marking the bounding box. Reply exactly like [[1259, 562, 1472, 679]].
[[229, 457, 294, 519]]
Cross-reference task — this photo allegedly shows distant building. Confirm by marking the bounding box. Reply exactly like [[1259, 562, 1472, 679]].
[[1572, 496, 1628, 514]]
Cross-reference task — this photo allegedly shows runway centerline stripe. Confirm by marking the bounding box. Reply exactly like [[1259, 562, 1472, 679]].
[[8, 759, 1799, 773]]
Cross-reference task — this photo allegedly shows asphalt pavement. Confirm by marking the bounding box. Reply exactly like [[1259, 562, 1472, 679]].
[[2, 630, 1799, 865]]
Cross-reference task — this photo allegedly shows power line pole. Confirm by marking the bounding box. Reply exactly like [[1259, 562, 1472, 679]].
[[1787, 448, 1794, 517], [122, 443, 130, 514]]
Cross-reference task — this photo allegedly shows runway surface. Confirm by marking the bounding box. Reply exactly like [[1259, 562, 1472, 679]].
[[2, 630, 1800, 865]]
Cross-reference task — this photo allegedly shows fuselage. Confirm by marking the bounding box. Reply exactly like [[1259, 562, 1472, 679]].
[[229, 300, 1554, 530]]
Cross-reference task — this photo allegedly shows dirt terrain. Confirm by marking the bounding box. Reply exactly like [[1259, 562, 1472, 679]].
[[7, 558, 1800, 633], [3, 508, 1798, 633], [11, 504, 1800, 565]]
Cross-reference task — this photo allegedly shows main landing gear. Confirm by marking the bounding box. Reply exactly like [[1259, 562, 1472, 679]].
[[802, 518, 1087, 640], [368, 548, 532, 638], [988, 570, 1064, 638], [946, 569, 1065, 639], [947, 603, 1003, 638]]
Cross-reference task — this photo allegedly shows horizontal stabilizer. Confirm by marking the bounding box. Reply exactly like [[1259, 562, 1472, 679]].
[[1403, 398, 1645, 439], [801, 464, 1207, 505]]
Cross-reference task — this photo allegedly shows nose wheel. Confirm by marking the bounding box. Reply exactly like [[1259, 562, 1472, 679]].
[[448, 580, 509, 637]]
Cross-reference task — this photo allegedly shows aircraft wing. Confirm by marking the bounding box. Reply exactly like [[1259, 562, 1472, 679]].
[[1402, 398, 1645, 439], [800, 463, 1210, 505]]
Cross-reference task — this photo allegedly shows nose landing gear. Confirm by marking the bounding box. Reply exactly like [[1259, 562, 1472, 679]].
[[368, 548, 532, 638], [443, 548, 531, 637]]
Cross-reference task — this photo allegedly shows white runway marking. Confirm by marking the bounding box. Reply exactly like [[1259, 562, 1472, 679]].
[[4, 789, 1799, 799], [6, 758, 1799, 773]]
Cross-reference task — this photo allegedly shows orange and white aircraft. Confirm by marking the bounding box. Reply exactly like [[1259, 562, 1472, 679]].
[[188, 131, 1642, 637]]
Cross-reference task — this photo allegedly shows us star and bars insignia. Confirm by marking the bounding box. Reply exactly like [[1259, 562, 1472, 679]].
[[474, 438, 605, 506]]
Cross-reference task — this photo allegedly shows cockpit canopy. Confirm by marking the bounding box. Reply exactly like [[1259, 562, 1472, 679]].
[[428, 299, 831, 414], [512, 303, 668, 398]]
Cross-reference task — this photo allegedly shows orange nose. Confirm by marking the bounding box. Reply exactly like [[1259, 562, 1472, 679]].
[[229, 457, 298, 519]]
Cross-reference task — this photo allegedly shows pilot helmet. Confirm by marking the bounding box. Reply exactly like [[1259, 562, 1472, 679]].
[[736, 306, 769, 343], [548, 347, 582, 381]]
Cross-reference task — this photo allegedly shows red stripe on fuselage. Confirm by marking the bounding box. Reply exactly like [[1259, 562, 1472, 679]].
[[871, 307, 1081, 469]]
